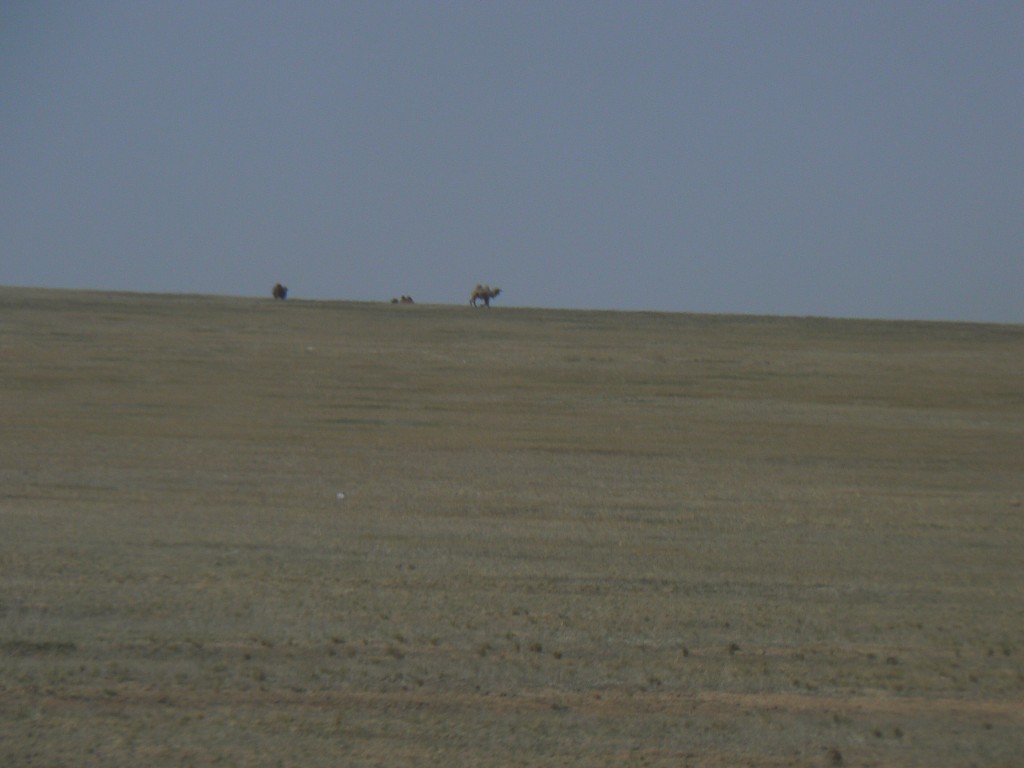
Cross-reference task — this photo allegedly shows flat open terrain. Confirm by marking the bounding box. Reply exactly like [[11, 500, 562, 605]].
[[2, 287, 1022, 767]]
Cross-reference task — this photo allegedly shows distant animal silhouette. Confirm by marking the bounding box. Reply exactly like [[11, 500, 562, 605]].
[[470, 284, 501, 307], [391, 295, 415, 304], [272, 283, 288, 300]]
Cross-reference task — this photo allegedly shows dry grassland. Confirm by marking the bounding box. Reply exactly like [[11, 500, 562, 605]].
[[2, 286, 1022, 767]]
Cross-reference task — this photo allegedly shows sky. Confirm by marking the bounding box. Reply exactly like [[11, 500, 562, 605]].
[[2, 1, 1022, 323]]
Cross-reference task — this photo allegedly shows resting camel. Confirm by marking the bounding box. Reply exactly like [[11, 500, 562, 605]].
[[272, 283, 288, 300], [390, 295, 415, 304], [470, 284, 501, 307]]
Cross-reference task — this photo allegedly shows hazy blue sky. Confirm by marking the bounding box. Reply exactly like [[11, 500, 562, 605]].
[[3, 1, 1022, 322]]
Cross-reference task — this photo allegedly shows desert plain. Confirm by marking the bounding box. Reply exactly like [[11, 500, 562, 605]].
[[1, 286, 1022, 766]]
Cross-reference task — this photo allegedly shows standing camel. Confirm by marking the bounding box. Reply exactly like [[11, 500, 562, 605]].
[[469, 284, 501, 307]]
